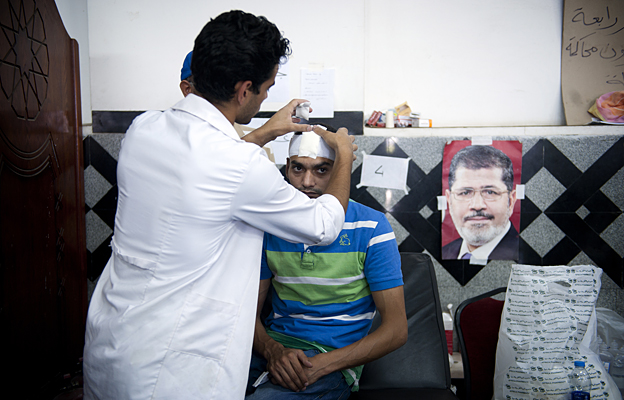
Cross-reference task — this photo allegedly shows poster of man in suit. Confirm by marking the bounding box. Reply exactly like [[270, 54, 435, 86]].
[[441, 141, 522, 261]]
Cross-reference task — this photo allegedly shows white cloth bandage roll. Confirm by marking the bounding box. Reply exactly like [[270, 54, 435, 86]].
[[295, 102, 311, 120], [289, 130, 336, 160]]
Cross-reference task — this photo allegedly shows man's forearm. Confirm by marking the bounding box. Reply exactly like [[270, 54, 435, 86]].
[[310, 318, 407, 377], [253, 279, 279, 359], [253, 320, 283, 360], [307, 286, 407, 380], [242, 127, 275, 148], [323, 148, 353, 212], [253, 315, 313, 392]]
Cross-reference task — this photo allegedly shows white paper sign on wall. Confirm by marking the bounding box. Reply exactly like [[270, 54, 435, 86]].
[[356, 152, 410, 194]]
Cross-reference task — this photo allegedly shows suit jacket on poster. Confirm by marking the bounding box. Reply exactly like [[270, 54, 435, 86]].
[[441, 224, 519, 260]]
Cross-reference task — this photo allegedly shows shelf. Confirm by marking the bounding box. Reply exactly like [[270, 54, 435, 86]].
[[363, 125, 624, 137]]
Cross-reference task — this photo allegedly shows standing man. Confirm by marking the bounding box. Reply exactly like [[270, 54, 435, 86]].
[[83, 10, 355, 400], [246, 132, 407, 399], [442, 145, 518, 260]]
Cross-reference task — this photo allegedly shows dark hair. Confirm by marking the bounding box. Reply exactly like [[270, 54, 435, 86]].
[[448, 145, 514, 191], [191, 10, 291, 103]]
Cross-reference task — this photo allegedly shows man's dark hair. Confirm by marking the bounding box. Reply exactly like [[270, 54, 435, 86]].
[[448, 145, 514, 191], [191, 10, 291, 103]]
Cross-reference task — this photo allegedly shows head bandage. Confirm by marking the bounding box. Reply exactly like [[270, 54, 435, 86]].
[[288, 130, 335, 161]]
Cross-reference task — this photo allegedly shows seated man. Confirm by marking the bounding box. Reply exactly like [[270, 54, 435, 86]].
[[246, 130, 408, 399]]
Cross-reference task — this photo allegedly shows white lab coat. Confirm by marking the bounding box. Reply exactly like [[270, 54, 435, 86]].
[[83, 94, 344, 400]]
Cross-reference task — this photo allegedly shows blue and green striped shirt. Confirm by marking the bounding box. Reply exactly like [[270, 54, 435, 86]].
[[261, 200, 403, 349]]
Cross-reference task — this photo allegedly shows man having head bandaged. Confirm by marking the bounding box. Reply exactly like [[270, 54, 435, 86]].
[[246, 131, 407, 399]]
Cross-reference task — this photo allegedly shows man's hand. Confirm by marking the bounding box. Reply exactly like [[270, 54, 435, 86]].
[[265, 343, 313, 392], [263, 98, 313, 138], [242, 99, 312, 147], [314, 126, 357, 162], [316, 125, 357, 212], [300, 352, 333, 387]]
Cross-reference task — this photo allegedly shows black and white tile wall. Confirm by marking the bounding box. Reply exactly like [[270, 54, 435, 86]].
[[84, 134, 624, 316]]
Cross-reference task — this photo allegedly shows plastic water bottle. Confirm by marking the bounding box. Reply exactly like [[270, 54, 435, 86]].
[[598, 340, 614, 373], [611, 347, 624, 395], [442, 303, 453, 355], [568, 361, 591, 400], [385, 109, 395, 128]]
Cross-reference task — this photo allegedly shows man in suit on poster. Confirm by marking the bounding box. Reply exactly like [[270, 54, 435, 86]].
[[442, 145, 519, 260]]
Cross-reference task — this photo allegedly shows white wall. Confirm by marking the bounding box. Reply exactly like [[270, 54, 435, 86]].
[[86, 0, 365, 114], [84, 0, 565, 128], [55, 0, 92, 127], [364, 0, 565, 127]]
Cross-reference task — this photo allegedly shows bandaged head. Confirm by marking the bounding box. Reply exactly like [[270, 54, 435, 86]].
[[288, 129, 336, 161]]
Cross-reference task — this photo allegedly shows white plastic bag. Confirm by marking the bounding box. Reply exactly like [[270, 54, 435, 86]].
[[493, 264, 622, 400], [596, 308, 624, 350], [596, 308, 624, 395]]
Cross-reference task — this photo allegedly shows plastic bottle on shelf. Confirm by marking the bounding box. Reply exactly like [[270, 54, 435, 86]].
[[386, 109, 395, 128], [442, 303, 453, 355], [568, 360, 591, 400], [598, 338, 614, 373], [611, 346, 624, 395]]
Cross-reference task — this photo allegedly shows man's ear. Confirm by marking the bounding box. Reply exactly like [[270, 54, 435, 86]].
[[234, 80, 253, 105], [444, 189, 453, 218], [508, 189, 518, 211], [180, 81, 193, 97]]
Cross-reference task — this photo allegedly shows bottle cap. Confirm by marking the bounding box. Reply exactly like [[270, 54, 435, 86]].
[[574, 361, 585, 367]]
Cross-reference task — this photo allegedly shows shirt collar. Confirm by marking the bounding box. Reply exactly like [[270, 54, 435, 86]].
[[458, 221, 511, 260], [171, 94, 241, 142]]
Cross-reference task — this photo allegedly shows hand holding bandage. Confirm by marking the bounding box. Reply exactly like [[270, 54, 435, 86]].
[[267, 99, 312, 135], [245, 99, 314, 148]]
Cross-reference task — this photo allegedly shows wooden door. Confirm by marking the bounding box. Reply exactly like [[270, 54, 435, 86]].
[[0, 0, 87, 395]]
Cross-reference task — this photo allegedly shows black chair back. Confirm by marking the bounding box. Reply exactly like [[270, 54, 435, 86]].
[[353, 253, 458, 400]]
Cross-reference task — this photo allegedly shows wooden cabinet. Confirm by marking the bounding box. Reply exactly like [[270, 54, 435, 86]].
[[0, 0, 87, 396]]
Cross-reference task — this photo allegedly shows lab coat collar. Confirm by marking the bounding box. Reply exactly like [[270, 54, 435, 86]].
[[172, 93, 242, 142]]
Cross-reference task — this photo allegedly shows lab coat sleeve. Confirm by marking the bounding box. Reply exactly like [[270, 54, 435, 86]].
[[230, 149, 344, 246]]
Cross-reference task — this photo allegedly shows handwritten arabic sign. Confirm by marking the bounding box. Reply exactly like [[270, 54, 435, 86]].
[[562, 0, 624, 125]]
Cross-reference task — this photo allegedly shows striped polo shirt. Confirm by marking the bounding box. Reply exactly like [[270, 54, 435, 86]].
[[260, 199, 403, 349]]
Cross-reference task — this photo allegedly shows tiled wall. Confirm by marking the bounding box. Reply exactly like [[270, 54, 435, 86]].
[[83, 134, 624, 317]]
